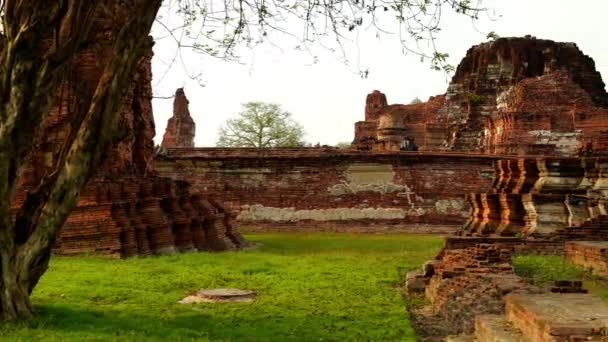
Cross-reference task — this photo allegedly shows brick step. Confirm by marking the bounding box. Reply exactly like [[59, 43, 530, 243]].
[[505, 293, 608, 341], [444, 335, 476, 342], [474, 315, 524, 342]]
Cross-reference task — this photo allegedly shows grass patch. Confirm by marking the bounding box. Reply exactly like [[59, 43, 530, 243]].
[[513, 254, 608, 302], [0, 233, 443, 341], [513, 254, 588, 285]]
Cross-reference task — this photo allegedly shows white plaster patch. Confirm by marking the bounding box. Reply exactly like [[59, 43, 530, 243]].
[[496, 86, 516, 111], [435, 199, 466, 215], [327, 164, 423, 207], [528, 130, 582, 156], [240, 173, 266, 187], [236, 205, 427, 222], [216, 168, 273, 188], [328, 181, 409, 196]]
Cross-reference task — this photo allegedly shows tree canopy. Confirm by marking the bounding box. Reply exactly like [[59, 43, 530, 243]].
[[157, 0, 487, 77], [217, 102, 305, 147]]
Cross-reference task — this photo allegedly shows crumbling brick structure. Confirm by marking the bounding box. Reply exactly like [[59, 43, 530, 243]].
[[161, 88, 196, 148], [352, 36, 608, 155], [353, 92, 447, 151], [409, 240, 608, 340], [14, 4, 246, 257], [460, 156, 608, 240], [407, 154, 608, 338], [154, 36, 608, 232]]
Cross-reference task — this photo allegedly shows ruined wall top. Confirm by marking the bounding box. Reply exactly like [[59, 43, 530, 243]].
[[446, 36, 608, 153], [161, 88, 196, 148], [451, 36, 608, 107]]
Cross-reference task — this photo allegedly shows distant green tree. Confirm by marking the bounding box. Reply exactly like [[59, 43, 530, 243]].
[[410, 97, 422, 104], [486, 31, 500, 41], [335, 142, 353, 149], [217, 102, 305, 148]]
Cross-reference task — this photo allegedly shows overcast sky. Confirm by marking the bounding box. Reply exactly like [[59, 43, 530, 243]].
[[150, 0, 608, 147]]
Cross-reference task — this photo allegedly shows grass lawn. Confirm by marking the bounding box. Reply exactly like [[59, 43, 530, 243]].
[[513, 254, 608, 301], [0, 233, 443, 341]]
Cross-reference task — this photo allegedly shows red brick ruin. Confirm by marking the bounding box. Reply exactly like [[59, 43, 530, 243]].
[[156, 36, 608, 339], [353, 37, 608, 154], [13, 5, 247, 257], [19, 13, 608, 338], [158, 37, 607, 235], [161, 88, 196, 148]]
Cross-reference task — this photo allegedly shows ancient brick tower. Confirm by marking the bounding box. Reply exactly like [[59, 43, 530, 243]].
[[365, 90, 388, 121], [352, 37, 608, 155], [161, 88, 196, 148]]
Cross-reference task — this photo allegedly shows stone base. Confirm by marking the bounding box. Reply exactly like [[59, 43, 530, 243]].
[[505, 293, 608, 341], [474, 315, 522, 342]]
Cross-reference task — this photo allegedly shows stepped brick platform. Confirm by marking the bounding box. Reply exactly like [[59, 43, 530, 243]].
[[565, 241, 608, 277], [459, 157, 608, 241], [505, 293, 608, 341], [408, 155, 608, 339], [410, 240, 608, 339], [54, 177, 245, 257]]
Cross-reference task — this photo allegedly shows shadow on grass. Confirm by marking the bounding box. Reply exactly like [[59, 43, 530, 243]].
[[1, 303, 409, 341]]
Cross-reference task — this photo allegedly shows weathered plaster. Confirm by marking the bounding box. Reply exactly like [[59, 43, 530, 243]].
[[435, 199, 467, 216], [528, 130, 582, 156], [237, 204, 428, 222], [327, 164, 423, 207]]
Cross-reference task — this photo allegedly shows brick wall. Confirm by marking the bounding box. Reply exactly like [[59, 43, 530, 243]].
[[156, 148, 498, 231], [565, 241, 608, 276]]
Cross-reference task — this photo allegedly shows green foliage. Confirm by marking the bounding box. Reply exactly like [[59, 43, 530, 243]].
[[409, 97, 422, 104], [0, 233, 443, 340], [486, 31, 500, 41], [430, 52, 454, 73], [465, 91, 482, 105], [335, 141, 352, 149], [513, 254, 608, 302], [161, 1, 486, 75], [513, 254, 588, 285], [217, 102, 305, 148]]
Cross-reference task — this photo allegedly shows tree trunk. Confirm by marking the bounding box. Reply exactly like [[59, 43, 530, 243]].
[[0, 251, 34, 320], [0, 0, 162, 321]]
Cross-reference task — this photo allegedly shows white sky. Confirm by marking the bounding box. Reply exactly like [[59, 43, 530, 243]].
[[151, 0, 608, 147]]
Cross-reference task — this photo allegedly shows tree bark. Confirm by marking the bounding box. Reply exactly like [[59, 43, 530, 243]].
[[0, 0, 162, 321]]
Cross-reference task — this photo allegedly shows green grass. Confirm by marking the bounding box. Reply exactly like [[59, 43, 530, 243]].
[[513, 254, 589, 285], [513, 254, 608, 301], [0, 233, 443, 341]]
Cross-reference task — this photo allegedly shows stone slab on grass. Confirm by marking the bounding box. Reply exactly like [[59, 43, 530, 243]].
[[179, 288, 257, 303]]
